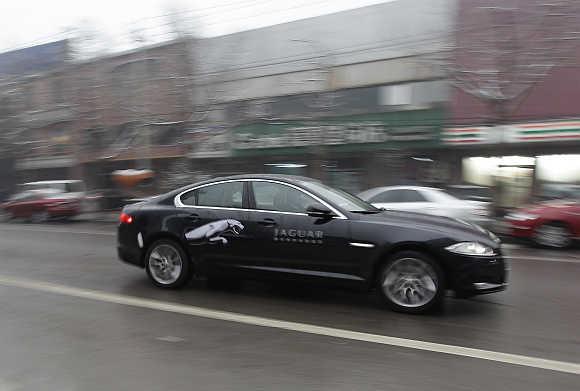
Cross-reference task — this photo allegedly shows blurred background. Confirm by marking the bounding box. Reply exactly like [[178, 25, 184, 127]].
[[1, 0, 580, 226]]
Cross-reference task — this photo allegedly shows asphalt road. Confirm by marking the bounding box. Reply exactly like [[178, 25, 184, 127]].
[[0, 222, 578, 390]]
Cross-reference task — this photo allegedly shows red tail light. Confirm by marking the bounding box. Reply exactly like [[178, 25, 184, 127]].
[[119, 212, 133, 224]]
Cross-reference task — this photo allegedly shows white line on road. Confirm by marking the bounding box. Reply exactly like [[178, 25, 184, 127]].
[[0, 274, 578, 375]]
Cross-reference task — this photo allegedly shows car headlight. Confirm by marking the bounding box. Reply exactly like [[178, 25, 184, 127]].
[[445, 242, 496, 256], [506, 213, 538, 221]]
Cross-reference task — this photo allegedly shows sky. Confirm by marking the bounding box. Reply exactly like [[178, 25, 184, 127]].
[[0, 0, 395, 53]]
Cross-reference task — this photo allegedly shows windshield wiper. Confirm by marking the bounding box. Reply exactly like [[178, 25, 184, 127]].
[[349, 210, 382, 214]]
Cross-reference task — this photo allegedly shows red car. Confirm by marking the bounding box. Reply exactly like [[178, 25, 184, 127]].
[[1, 189, 81, 222], [504, 199, 580, 248]]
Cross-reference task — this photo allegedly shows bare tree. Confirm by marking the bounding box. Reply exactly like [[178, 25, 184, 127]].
[[442, 0, 580, 123]]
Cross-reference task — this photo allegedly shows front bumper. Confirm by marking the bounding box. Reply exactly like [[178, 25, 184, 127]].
[[47, 205, 81, 217], [501, 218, 536, 238], [447, 252, 508, 296]]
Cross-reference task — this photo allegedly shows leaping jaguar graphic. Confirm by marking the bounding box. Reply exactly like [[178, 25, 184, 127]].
[[185, 219, 244, 245]]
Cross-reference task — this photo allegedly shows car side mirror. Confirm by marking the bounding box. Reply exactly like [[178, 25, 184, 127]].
[[306, 205, 335, 218]]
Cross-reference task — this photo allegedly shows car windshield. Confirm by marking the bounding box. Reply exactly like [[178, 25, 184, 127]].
[[300, 181, 379, 213]]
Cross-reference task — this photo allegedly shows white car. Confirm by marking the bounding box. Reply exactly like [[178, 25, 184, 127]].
[[358, 186, 492, 228]]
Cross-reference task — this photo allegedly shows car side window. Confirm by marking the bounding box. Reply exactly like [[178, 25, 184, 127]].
[[404, 190, 427, 202], [370, 189, 405, 203], [181, 182, 244, 208], [252, 181, 321, 213], [370, 189, 426, 203]]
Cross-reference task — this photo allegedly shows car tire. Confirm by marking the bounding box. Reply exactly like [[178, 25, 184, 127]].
[[377, 250, 444, 314], [533, 222, 572, 249], [30, 211, 49, 223], [145, 239, 191, 289], [0, 210, 12, 222]]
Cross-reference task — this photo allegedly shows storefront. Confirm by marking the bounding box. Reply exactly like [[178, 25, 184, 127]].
[[444, 119, 580, 212], [227, 109, 446, 192]]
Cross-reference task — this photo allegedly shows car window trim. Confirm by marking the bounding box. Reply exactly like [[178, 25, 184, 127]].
[[174, 179, 347, 220]]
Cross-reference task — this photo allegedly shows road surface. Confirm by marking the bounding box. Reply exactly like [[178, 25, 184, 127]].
[[0, 222, 578, 390]]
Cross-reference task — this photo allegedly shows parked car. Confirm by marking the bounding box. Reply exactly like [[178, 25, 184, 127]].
[[118, 175, 506, 314], [447, 185, 493, 203], [504, 199, 580, 248], [358, 186, 492, 229], [0, 189, 82, 222], [18, 180, 90, 214]]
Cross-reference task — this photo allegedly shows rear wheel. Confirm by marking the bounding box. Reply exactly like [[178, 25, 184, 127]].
[[145, 239, 191, 288], [377, 250, 444, 314], [533, 222, 572, 249]]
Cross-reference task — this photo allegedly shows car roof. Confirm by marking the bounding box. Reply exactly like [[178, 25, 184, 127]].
[[365, 185, 443, 193], [163, 174, 321, 199], [190, 174, 318, 188]]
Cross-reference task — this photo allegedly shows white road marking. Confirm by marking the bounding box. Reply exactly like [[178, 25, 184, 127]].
[[0, 274, 577, 375], [155, 335, 186, 343]]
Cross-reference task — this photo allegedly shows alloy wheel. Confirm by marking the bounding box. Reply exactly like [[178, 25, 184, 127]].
[[534, 224, 571, 248], [148, 244, 184, 285], [382, 257, 438, 308]]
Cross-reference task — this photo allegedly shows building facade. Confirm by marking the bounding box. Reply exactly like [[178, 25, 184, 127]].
[[185, 0, 456, 193], [446, 0, 580, 209], [0, 39, 193, 197]]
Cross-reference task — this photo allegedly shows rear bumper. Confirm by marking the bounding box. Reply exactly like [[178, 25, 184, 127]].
[[117, 224, 144, 267], [117, 244, 143, 267]]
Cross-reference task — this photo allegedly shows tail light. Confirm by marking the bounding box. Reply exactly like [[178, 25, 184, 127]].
[[119, 212, 133, 224]]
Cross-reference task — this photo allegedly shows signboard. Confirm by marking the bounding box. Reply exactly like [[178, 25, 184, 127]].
[[442, 127, 489, 145], [232, 110, 443, 154], [511, 121, 580, 143], [445, 120, 580, 145], [188, 129, 231, 158]]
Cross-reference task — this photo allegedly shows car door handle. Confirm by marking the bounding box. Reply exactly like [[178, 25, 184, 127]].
[[186, 213, 200, 222], [258, 218, 277, 227]]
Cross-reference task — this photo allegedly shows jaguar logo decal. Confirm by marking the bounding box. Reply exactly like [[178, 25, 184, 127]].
[[274, 228, 323, 244], [185, 219, 244, 245]]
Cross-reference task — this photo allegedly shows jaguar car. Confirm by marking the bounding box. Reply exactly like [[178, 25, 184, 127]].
[[117, 174, 507, 314]]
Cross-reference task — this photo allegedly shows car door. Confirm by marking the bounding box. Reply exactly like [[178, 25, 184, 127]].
[[176, 180, 250, 270], [370, 188, 435, 214], [245, 180, 355, 278]]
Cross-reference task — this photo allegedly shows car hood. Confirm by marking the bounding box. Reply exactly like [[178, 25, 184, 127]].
[[355, 209, 496, 242], [516, 199, 579, 214]]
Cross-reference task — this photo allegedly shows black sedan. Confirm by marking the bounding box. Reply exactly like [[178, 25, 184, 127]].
[[117, 174, 507, 313]]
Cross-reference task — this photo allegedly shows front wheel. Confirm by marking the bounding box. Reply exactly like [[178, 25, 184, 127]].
[[377, 251, 444, 314], [145, 239, 191, 288], [30, 211, 49, 223], [533, 222, 572, 249]]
